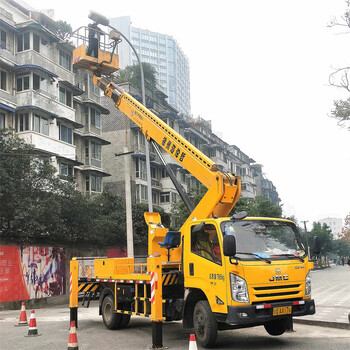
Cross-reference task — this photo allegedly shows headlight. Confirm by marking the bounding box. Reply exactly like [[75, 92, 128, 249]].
[[230, 273, 249, 303], [305, 271, 311, 297]]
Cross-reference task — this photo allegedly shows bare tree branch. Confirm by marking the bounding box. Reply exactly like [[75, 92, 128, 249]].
[[329, 67, 350, 93]]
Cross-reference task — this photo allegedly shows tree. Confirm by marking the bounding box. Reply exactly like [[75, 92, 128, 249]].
[[327, 1, 350, 29], [230, 196, 283, 218], [308, 222, 334, 256], [330, 97, 350, 130], [56, 20, 72, 41], [113, 63, 157, 90], [132, 202, 171, 248], [88, 191, 127, 247], [0, 129, 77, 245], [328, 1, 350, 130]]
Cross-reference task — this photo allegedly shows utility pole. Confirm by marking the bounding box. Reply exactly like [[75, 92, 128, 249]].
[[302, 220, 310, 258]]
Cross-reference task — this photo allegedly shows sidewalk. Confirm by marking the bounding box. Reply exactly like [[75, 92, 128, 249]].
[[294, 264, 350, 330]]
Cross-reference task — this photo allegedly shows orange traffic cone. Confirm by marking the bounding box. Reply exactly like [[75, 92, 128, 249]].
[[15, 302, 28, 326], [25, 310, 41, 337], [67, 321, 79, 350], [189, 334, 198, 350]]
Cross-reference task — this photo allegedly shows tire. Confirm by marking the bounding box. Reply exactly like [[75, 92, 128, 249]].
[[264, 318, 287, 336], [101, 295, 121, 330], [119, 314, 131, 328], [193, 300, 218, 348]]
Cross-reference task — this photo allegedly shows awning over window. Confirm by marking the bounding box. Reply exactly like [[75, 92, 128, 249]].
[[82, 100, 110, 115], [59, 80, 84, 96], [15, 64, 59, 78], [0, 19, 18, 32], [0, 103, 16, 113], [16, 105, 59, 118]]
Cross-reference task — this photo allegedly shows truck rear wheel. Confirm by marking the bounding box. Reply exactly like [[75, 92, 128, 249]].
[[193, 300, 217, 348], [264, 318, 287, 336], [102, 295, 121, 330]]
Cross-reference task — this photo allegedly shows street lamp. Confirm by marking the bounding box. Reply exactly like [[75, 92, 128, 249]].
[[88, 11, 153, 213]]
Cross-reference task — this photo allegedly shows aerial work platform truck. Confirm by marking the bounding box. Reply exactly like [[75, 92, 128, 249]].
[[69, 19, 319, 348]]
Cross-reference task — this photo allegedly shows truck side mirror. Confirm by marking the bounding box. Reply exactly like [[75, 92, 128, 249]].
[[313, 236, 321, 256], [223, 235, 236, 257]]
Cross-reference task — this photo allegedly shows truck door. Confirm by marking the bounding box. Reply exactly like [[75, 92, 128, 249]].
[[186, 223, 227, 313]]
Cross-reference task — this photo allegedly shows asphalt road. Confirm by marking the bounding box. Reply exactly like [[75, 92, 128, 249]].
[[0, 302, 349, 350]]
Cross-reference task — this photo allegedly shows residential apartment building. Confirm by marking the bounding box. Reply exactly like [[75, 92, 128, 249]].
[[251, 163, 280, 205], [109, 16, 191, 117], [0, 0, 110, 194]]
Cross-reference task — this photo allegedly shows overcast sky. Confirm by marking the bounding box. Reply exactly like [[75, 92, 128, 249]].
[[26, 0, 350, 227]]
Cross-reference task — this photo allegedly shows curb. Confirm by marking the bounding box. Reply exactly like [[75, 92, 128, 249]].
[[294, 318, 350, 330]]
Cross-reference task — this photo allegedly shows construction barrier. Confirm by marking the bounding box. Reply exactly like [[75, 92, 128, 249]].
[[15, 301, 28, 326], [67, 321, 79, 350], [189, 334, 198, 350], [25, 310, 41, 337]]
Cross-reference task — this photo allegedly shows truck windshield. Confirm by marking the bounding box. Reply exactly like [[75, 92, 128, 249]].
[[221, 220, 306, 261]]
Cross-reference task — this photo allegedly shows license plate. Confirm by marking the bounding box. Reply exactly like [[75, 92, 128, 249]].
[[273, 306, 292, 316]]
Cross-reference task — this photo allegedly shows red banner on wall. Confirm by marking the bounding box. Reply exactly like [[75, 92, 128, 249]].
[[0, 245, 65, 303]]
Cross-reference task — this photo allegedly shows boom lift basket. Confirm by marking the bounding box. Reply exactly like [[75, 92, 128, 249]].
[[70, 26, 120, 75]]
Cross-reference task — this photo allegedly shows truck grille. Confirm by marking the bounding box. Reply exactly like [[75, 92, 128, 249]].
[[251, 283, 301, 300]]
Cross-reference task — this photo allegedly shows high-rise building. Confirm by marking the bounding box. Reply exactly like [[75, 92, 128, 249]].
[[109, 16, 191, 117], [319, 218, 343, 239]]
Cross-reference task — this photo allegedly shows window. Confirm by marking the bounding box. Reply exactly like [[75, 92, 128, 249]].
[[140, 185, 148, 200], [89, 75, 100, 95], [90, 108, 100, 127], [91, 175, 102, 192], [160, 192, 170, 203], [15, 113, 29, 131], [59, 50, 71, 70], [85, 140, 89, 158], [161, 168, 169, 178], [0, 112, 5, 128], [180, 172, 186, 183], [135, 158, 147, 179], [17, 76, 30, 91], [33, 73, 40, 90], [151, 166, 157, 179], [91, 141, 101, 160], [17, 32, 30, 52], [33, 33, 40, 53], [171, 192, 178, 203], [191, 223, 221, 264], [59, 123, 73, 144], [0, 70, 6, 91], [85, 175, 90, 191], [152, 191, 158, 205], [84, 106, 89, 124], [33, 114, 49, 135], [0, 29, 6, 50], [59, 87, 72, 107], [60, 162, 73, 177], [139, 131, 145, 145]]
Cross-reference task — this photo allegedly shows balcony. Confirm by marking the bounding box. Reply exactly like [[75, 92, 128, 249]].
[[16, 90, 75, 122], [18, 131, 76, 160], [16, 51, 74, 82]]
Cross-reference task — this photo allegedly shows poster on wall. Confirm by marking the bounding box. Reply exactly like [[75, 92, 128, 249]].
[[0, 245, 66, 303]]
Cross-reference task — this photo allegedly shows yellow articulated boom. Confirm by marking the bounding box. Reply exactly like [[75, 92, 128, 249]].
[[69, 25, 319, 348]]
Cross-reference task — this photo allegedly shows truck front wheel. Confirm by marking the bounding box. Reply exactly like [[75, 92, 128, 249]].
[[193, 300, 218, 348], [264, 318, 287, 336], [102, 295, 121, 330]]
